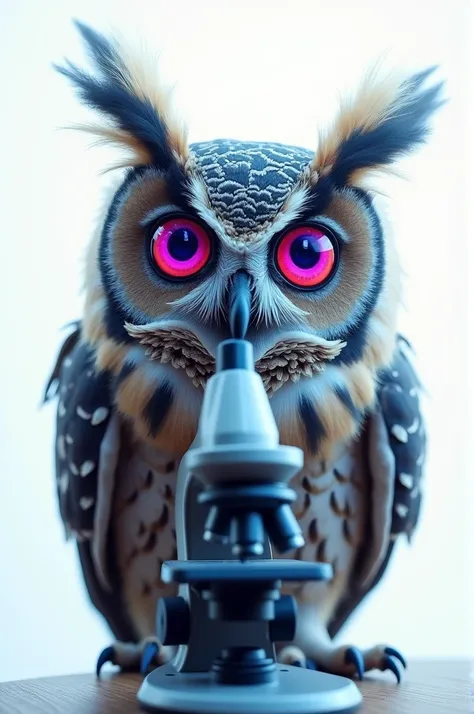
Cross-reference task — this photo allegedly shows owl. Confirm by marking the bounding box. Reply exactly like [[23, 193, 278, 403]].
[[45, 22, 444, 682]]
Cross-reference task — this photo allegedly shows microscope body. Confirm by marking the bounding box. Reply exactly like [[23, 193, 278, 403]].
[[137, 336, 362, 713]]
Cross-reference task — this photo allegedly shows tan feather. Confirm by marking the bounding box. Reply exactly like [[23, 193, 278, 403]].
[[124, 322, 346, 395], [310, 60, 417, 185]]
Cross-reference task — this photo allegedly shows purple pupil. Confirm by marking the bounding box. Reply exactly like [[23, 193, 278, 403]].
[[168, 228, 198, 261], [289, 235, 321, 269]]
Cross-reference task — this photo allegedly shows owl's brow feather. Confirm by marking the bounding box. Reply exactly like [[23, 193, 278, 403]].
[[124, 322, 346, 393]]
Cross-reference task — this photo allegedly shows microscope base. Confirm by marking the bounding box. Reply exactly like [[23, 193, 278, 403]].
[[137, 662, 362, 714]]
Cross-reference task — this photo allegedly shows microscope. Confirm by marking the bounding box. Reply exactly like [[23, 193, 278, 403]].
[[137, 272, 362, 714]]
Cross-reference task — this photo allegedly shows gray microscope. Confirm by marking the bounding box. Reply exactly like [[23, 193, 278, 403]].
[[137, 272, 362, 714]]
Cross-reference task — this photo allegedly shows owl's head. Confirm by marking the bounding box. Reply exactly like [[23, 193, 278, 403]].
[[56, 22, 444, 459]]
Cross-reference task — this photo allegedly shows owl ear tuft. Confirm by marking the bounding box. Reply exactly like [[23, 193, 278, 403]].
[[54, 21, 189, 170], [311, 64, 446, 188]]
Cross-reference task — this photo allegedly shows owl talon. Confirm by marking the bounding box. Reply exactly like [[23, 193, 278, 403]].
[[96, 646, 115, 677], [140, 641, 160, 675], [384, 646, 407, 670], [344, 647, 365, 680], [382, 653, 403, 683]]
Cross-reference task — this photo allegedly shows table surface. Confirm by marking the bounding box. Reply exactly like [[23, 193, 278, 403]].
[[0, 659, 471, 714]]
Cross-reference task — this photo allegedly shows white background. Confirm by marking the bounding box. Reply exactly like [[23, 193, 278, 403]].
[[0, 0, 472, 683]]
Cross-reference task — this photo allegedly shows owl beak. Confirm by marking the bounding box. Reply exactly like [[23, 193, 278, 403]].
[[228, 270, 252, 340]]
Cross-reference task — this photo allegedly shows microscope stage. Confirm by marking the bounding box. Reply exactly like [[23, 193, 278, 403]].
[[161, 559, 333, 584]]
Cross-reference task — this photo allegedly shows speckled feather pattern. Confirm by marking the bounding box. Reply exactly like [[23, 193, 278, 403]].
[[54, 341, 111, 539], [190, 140, 313, 235], [378, 338, 426, 540]]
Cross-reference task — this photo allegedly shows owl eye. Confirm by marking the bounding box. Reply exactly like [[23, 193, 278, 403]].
[[150, 216, 212, 280], [274, 225, 339, 289]]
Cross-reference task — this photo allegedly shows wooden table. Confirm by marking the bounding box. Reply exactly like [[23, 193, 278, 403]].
[[0, 659, 471, 714]]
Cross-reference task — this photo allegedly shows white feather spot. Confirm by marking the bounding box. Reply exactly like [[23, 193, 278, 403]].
[[58, 471, 69, 494], [407, 417, 419, 434], [392, 370, 399, 378], [91, 407, 109, 426], [76, 406, 91, 420], [80, 460, 96, 477], [64, 357, 72, 368], [399, 472, 414, 489], [391, 424, 408, 443], [395, 503, 409, 518], [79, 496, 95, 510], [86, 370, 94, 377], [409, 387, 417, 397], [58, 401, 66, 418], [395, 385, 403, 393], [416, 451, 424, 466], [65, 434, 74, 445], [411, 486, 420, 499], [57, 435, 66, 460]]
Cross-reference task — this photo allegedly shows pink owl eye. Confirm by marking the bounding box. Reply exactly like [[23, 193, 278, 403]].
[[151, 217, 212, 280], [275, 225, 338, 289]]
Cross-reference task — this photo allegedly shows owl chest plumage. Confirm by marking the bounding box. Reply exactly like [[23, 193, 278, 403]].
[[112, 428, 369, 640]]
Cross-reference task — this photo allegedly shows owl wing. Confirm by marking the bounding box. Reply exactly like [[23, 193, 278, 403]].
[[327, 335, 426, 638], [45, 324, 137, 643]]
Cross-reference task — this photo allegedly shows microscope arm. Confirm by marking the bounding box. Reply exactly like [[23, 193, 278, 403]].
[[164, 435, 274, 674]]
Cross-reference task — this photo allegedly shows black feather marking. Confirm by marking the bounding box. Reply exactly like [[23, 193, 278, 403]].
[[308, 518, 319, 543], [299, 397, 326, 454], [143, 382, 174, 438], [55, 22, 174, 169], [151, 503, 170, 531], [142, 531, 157, 554], [332, 319, 370, 367], [335, 385, 360, 421], [298, 174, 335, 219], [73, 21, 123, 78], [316, 539, 328, 562], [104, 302, 135, 344], [144, 470, 154, 489], [330, 67, 445, 187], [114, 360, 137, 389]]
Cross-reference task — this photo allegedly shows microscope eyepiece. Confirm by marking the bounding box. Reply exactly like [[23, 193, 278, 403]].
[[216, 339, 253, 371]]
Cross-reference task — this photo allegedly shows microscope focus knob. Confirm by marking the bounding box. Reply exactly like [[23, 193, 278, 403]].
[[268, 595, 297, 643], [157, 596, 191, 646]]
